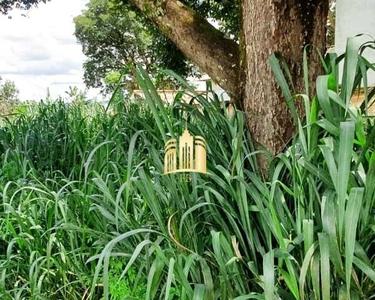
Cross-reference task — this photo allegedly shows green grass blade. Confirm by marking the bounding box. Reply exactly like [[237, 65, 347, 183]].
[[352, 256, 375, 282], [322, 192, 344, 277], [299, 243, 318, 299], [316, 75, 335, 123], [318, 233, 330, 300], [164, 258, 175, 300], [263, 250, 274, 300], [341, 37, 360, 110], [344, 188, 364, 296], [193, 284, 206, 300], [269, 53, 298, 124], [337, 121, 355, 241]]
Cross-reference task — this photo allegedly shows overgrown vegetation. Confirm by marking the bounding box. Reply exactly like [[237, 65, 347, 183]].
[[0, 37, 375, 299]]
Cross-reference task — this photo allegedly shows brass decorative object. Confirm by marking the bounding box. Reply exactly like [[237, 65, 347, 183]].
[[164, 126, 207, 175]]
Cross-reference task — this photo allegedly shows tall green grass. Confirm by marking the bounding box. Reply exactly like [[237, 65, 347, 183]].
[[0, 36, 374, 299], [267, 36, 375, 299], [0, 96, 160, 299]]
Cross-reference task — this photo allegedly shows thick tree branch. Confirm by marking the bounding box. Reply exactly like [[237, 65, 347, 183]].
[[128, 0, 240, 95]]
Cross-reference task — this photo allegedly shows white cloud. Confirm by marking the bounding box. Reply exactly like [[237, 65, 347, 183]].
[[0, 0, 101, 100]]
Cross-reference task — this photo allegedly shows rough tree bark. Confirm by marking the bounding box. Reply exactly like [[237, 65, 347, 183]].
[[240, 0, 329, 157], [128, 0, 329, 163]]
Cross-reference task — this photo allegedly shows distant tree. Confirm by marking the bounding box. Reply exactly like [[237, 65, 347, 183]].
[[65, 86, 87, 104], [74, 0, 196, 92], [0, 78, 19, 103], [74, 0, 150, 91], [0, 77, 19, 115]]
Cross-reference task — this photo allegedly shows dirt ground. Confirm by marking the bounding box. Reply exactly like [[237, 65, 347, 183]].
[[351, 89, 375, 115]]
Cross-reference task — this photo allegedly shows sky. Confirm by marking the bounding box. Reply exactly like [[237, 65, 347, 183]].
[[0, 0, 101, 101]]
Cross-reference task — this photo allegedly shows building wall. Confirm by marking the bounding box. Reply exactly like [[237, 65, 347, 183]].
[[132, 80, 230, 105], [335, 0, 375, 85]]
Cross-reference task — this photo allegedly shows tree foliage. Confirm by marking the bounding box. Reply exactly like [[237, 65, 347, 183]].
[[0, 77, 19, 114], [74, 0, 198, 91], [180, 0, 239, 38], [74, 0, 154, 90], [0, 0, 48, 14], [74, 0, 240, 91]]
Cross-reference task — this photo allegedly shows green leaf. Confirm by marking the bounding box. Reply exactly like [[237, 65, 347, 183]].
[[299, 243, 318, 300], [322, 192, 344, 277], [353, 256, 375, 283], [269, 53, 298, 124], [263, 251, 274, 300], [337, 121, 355, 241], [341, 37, 361, 110], [193, 284, 206, 300], [316, 75, 335, 123], [344, 188, 364, 296], [318, 233, 330, 300]]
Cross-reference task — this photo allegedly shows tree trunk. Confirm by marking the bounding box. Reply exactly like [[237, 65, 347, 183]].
[[240, 0, 329, 159], [128, 0, 240, 95], [128, 0, 329, 168]]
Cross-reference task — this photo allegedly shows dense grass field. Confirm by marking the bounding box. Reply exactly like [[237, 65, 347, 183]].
[[1, 38, 375, 299]]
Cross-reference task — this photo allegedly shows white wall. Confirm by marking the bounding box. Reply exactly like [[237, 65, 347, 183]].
[[335, 0, 375, 85]]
